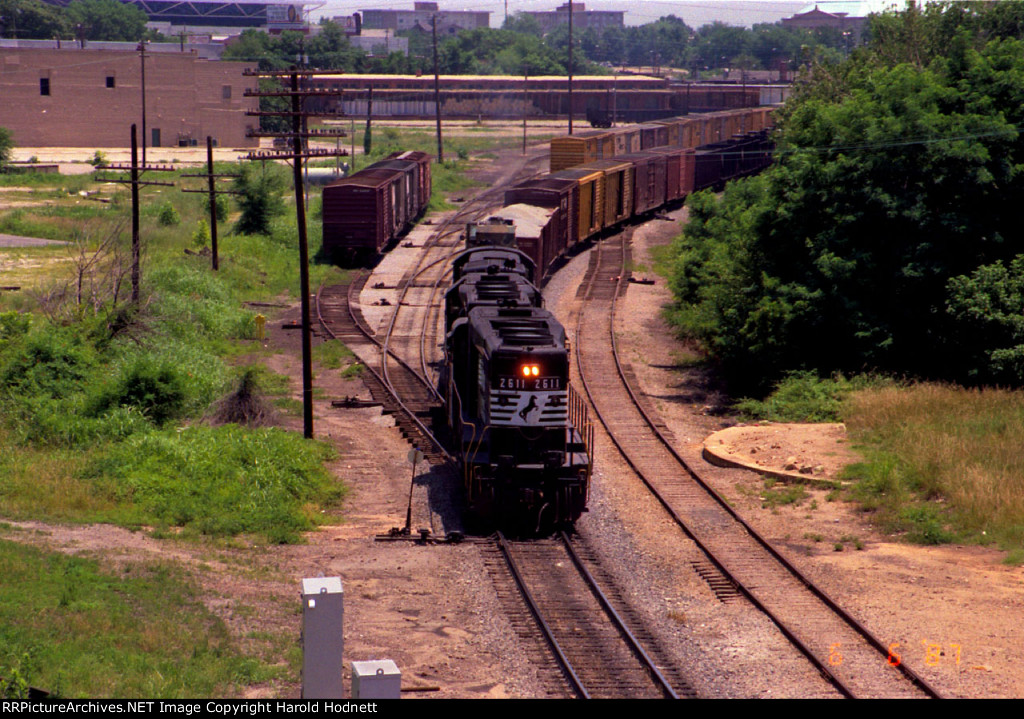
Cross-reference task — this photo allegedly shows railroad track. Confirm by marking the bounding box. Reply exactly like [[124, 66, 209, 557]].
[[316, 148, 550, 532], [482, 530, 695, 699], [573, 231, 946, 699]]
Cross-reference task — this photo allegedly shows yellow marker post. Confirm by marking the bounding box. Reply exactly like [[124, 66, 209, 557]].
[[255, 314, 266, 341]]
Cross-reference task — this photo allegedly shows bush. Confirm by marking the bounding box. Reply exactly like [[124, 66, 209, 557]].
[[232, 162, 288, 236], [90, 356, 186, 425], [735, 372, 890, 423], [204, 194, 230, 223], [157, 201, 181, 227], [192, 219, 211, 248], [0, 327, 96, 399]]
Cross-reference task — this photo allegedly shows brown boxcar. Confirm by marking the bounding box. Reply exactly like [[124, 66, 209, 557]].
[[504, 176, 579, 256], [386, 150, 432, 215], [322, 169, 397, 255], [610, 126, 642, 155], [366, 159, 414, 231], [655, 147, 685, 204], [580, 158, 634, 228], [679, 117, 701, 149], [619, 151, 667, 215], [550, 167, 605, 242], [549, 130, 614, 172], [652, 118, 683, 148], [637, 123, 669, 150], [680, 147, 696, 197]]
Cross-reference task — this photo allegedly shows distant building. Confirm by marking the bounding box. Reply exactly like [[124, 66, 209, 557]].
[[524, 3, 625, 34], [359, 2, 490, 36], [782, 2, 916, 43], [347, 30, 409, 56], [0, 45, 257, 147], [37, 0, 310, 32]]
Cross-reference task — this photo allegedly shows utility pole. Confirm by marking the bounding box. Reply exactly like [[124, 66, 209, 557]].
[[244, 69, 348, 440], [523, 66, 528, 155], [96, 124, 175, 304], [365, 84, 373, 159], [567, 0, 573, 135], [612, 74, 617, 126], [432, 14, 444, 161], [181, 137, 241, 271], [138, 40, 147, 165]]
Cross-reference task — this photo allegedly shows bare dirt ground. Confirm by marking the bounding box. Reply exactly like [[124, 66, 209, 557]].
[[3, 141, 1023, 698]]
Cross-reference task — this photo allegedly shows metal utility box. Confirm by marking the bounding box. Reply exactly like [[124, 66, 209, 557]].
[[301, 577, 344, 699], [351, 660, 401, 700]]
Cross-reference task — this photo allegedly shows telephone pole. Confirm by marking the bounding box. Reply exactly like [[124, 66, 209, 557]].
[[181, 137, 241, 271], [567, 0, 573, 135], [96, 124, 175, 303], [244, 69, 348, 440], [138, 40, 148, 165], [432, 14, 444, 161]]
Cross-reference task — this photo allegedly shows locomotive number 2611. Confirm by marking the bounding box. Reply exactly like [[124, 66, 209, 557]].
[[497, 376, 562, 391]]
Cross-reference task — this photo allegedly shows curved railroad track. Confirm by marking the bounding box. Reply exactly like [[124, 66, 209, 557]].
[[482, 530, 695, 699], [572, 230, 945, 699], [315, 148, 550, 533]]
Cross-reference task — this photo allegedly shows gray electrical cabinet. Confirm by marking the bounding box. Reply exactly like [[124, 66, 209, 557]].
[[301, 577, 344, 699], [351, 659, 401, 699]]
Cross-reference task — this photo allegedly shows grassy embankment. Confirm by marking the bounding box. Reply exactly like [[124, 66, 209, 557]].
[[650, 241, 1024, 561], [0, 163, 347, 697], [0, 129, 504, 696]]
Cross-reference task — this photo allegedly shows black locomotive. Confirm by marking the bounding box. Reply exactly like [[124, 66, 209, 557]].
[[442, 246, 593, 529]]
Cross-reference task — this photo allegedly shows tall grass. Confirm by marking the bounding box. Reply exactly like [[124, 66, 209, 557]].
[[844, 384, 1024, 553], [0, 164, 348, 542]]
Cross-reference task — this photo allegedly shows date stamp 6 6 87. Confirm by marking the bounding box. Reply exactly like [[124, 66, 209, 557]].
[[827, 640, 962, 667]]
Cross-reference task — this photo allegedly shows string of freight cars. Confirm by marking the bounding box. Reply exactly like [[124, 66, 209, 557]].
[[548, 107, 775, 171], [319, 106, 775, 284]]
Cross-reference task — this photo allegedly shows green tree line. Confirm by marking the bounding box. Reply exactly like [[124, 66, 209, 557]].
[[1, 0, 846, 78], [667, 0, 1024, 393], [0, 0, 152, 42]]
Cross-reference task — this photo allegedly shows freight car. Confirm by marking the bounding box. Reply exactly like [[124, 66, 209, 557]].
[[321, 151, 432, 261], [552, 105, 775, 171], [485, 126, 770, 281], [442, 245, 593, 528]]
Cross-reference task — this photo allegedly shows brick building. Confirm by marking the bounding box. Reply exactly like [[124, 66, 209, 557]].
[[0, 45, 256, 148], [524, 3, 625, 34]]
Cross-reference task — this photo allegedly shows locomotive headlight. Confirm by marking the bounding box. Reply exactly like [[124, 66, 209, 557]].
[[521, 364, 540, 377]]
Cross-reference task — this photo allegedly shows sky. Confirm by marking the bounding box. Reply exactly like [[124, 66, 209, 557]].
[[310, 1, 813, 29]]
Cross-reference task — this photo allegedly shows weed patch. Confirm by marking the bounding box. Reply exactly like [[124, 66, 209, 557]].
[[83, 425, 342, 544], [736, 372, 891, 423]]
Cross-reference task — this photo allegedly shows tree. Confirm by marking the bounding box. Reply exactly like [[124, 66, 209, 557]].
[[0, 127, 12, 172], [668, 29, 1024, 391], [0, 0, 70, 40], [66, 0, 149, 41], [502, 12, 543, 38], [233, 162, 288, 236]]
